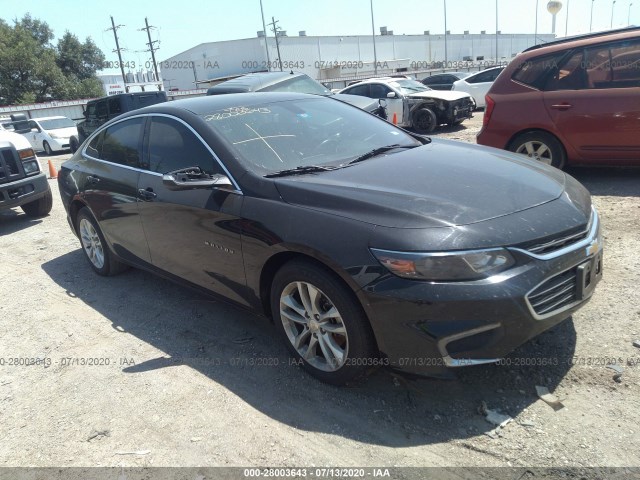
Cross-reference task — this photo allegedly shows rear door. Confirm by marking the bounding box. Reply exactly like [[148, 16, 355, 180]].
[[542, 39, 640, 164], [137, 115, 248, 305], [81, 117, 151, 265]]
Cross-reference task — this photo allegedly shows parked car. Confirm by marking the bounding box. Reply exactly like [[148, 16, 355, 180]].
[[0, 129, 52, 217], [451, 66, 505, 108], [59, 92, 603, 385], [76, 91, 168, 150], [477, 27, 640, 168], [207, 71, 387, 119], [339, 77, 474, 133], [12, 115, 78, 155], [421, 72, 472, 90]]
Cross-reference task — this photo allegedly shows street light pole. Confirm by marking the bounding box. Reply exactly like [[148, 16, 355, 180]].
[[535, 0, 539, 43], [370, 0, 378, 75], [565, 0, 570, 36], [611, 0, 617, 28], [495, 0, 499, 62], [629, 2, 634, 24], [591, 0, 596, 31], [444, 0, 448, 66]]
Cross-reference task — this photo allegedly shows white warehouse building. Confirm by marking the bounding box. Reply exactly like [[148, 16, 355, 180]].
[[160, 31, 555, 91]]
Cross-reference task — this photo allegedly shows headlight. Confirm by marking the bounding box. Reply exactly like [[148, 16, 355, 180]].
[[22, 159, 40, 174], [370, 248, 515, 281]]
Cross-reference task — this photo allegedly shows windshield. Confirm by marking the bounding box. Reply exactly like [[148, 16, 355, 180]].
[[260, 75, 332, 96], [391, 79, 432, 94], [39, 118, 76, 130], [199, 97, 421, 175]]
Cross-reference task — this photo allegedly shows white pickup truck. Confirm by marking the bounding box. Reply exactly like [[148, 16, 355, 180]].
[[0, 130, 53, 217]]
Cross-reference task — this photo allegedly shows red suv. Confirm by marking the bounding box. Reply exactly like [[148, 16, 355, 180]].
[[477, 27, 640, 168]]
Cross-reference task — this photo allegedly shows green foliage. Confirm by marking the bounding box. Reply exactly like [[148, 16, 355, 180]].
[[0, 15, 105, 105]]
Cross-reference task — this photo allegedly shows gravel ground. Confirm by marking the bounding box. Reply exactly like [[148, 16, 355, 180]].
[[1, 112, 639, 471]]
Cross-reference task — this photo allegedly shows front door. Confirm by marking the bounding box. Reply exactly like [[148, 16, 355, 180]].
[[137, 115, 248, 305]]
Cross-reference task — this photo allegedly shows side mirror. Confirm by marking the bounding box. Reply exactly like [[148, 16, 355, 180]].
[[162, 167, 234, 191], [386, 92, 397, 98]]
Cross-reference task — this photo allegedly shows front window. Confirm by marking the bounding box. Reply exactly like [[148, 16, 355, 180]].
[[199, 97, 421, 175], [390, 79, 432, 94], [38, 118, 76, 131]]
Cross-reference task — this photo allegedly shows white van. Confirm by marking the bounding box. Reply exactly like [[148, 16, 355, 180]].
[[15, 116, 78, 155]]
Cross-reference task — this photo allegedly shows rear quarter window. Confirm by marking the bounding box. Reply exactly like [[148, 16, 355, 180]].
[[512, 52, 567, 89]]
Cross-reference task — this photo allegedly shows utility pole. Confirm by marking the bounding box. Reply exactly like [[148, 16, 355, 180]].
[[612, 0, 617, 28], [535, 0, 539, 42], [140, 17, 161, 89], [591, 0, 596, 31], [108, 16, 128, 92], [565, 0, 570, 36], [268, 16, 283, 71], [629, 2, 634, 24], [259, 0, 271, 71]]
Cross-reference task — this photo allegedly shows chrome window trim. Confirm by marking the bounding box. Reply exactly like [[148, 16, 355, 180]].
[[81, 112, 243, 194], [510, 207, 599, 261]]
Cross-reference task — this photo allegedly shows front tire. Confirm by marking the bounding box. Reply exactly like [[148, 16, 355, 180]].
[[76, 207, 128, 276], [21, 188, 53, 217], [43, 141, 53, 156], [271, 260, 377, 385], [69, 136, 79, 153], [508, 131, 566, 169], [412, 107, 437, 134]]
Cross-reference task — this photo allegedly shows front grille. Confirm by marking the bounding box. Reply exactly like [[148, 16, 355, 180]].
[[527, 267, 578, 316], [0, 148, 25, 185]]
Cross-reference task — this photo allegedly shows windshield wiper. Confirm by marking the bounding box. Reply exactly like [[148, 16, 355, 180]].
[[264, 165, 339, 178], [347, 144, 418, 165]]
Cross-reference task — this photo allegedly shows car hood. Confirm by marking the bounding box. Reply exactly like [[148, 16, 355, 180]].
[[331, 93, 380, 112], [407, 90, 471, 101], [273, 139, 567, 229]]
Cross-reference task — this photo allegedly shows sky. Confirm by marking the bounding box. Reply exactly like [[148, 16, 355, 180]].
[[1, 0, 637, 75]]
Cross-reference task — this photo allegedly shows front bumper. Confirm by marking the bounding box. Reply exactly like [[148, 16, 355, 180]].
[[0, 172, 50, 210], [362, 210, 603, 376], [48, 138, 70, 151]]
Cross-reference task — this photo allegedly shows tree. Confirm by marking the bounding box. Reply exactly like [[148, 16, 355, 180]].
[[0, 15, 105, 105]]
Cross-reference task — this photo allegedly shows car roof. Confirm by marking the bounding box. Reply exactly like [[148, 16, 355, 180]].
[[207, 71, 307, 94], [127, 92, 328, 116], [32, 116, 69, 121], [519, 26, 640, 58]]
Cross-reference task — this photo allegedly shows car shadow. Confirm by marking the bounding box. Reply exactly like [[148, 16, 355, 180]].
[[42, 250, 575, 447], [0, 209, 44, 235], [566, 166, 640, 197]]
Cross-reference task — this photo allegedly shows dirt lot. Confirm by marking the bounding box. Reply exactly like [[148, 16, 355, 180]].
[[1, 112, 639, 472]]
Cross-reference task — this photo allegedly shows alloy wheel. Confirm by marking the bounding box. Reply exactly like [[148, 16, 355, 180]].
[[516, 140, 553, 165], [279, 281, 349, 372], [79, 218, 105, 269]]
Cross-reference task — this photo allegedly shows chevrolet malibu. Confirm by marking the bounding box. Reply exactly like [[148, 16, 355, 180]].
[[58, 93, 603, 385]]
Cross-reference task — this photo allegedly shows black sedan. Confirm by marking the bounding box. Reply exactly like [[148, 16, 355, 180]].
[[421, 72, 472, 90], [58, 93, 603, 385]]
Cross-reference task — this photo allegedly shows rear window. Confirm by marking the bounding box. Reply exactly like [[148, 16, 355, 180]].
[[512, 52, 566, 89]]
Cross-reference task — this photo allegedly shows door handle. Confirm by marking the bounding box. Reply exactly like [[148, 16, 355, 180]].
[[138, 188, 157, 201], [551, 103, 573, 111], [86, 175, 100, 184]]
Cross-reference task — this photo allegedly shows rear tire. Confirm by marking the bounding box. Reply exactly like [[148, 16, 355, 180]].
[[21, 188, 53, 217], [412, 107, 437, 134], [271, 260, 377, 385], [76, 207, 129, 276], [43, 141, 53, 156], [508, 131, 566, 169]]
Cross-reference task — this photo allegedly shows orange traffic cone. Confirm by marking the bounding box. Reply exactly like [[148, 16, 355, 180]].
[[392, 112, 398, 125], [47, 160, 58, 179]]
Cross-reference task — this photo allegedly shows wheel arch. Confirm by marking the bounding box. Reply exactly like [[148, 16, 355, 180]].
[[505, 128, 569, 161], [258, 250, 380, 349], [68, 198, 92, 234]]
